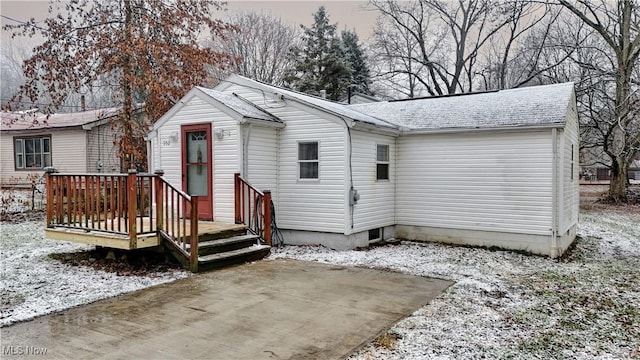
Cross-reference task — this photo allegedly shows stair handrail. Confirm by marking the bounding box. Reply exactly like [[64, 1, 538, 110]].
[[154, 170, 199, 272], [234, 173, 272, 246]]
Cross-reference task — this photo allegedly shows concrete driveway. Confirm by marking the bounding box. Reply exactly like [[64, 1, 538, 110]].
[[1, 259, 452, 359]]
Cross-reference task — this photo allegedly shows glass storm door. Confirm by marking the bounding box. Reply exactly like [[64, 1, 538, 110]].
[[181, 124, 213, 220]]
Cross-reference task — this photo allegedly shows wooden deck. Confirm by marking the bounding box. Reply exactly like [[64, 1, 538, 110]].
[[46, 218, 247, 250], [43, 171, 272, 272]]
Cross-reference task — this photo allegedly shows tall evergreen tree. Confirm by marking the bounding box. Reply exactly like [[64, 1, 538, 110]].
[[284, 6, 351, 100], [341, 29, 372, 95]]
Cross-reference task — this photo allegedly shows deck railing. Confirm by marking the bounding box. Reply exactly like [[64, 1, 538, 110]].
[[45, 169, 199, 270], [234, 173, 271, 245]]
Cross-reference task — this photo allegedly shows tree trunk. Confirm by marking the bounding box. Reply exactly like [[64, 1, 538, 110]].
[[608, 157, 628, 203]]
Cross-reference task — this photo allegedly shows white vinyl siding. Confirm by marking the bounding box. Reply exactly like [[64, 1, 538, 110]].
[[222, 83, 346, 233], [561, 96, 580, 233], [246, 125, 278, 207], [351, 131, 396, 233], [152, 96, 239, 223], [396, 131, 553, 235]]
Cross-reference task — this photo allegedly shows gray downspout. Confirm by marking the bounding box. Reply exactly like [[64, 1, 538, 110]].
[[551, 128, 559, 258], [242, 124, 252, 178]]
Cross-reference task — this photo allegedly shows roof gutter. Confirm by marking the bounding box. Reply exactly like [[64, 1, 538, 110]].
[[240, 117, 285, 128], [352, 121, 401, 136], [402, 122, 566, 136]]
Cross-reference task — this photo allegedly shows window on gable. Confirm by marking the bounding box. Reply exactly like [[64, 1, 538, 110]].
[[571, 144, 575, 181], [298, 141, 319, 179], [14, 136, 52, 170], [376, 144, 389, 181]]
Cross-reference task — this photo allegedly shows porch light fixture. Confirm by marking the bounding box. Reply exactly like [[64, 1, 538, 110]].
[[214, 129, 230, 140]]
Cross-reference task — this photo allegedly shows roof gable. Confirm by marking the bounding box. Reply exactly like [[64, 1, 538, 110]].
[[348, 83, 575, 131], [196, 87, 281, 124], [216, 75, 399, 131], [151, 87, 282, 132]]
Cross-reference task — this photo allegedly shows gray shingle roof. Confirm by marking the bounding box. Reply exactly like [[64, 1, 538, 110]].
[[227, 76, 398, 129], [349, 83, 575, 131], [197, 87, 281, 123], [1, 107, 121, 131]]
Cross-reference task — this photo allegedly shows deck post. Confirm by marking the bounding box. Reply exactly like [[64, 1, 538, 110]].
[[44, 167, 56, 228], [127, 169, 138, 249], [189, 196, 199, 272], [263, 190, 272, 246], [234, 173, 241, 223], [154, 170, 165, 232]]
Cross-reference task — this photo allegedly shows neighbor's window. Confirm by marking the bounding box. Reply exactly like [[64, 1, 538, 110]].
[[376, 144, 389, 180], [298, 141, 319, 179], [14, 136, 51, 170]]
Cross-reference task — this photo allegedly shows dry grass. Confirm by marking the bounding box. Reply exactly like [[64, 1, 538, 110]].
[[580, 184, 640, 215], [372, 332, 402, 350]]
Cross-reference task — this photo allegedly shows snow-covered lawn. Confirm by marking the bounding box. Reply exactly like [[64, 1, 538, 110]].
[[1, 206, 638, 359], [0, 220, 188, 327], [271, 209, 640, 359]]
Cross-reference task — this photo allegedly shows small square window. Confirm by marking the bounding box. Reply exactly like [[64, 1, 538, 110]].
[[376, 144, 389, 181], [298, 141, 319, 179]]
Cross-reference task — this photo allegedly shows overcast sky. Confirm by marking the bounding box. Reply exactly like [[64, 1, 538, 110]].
[[0, 1, 379, 43]]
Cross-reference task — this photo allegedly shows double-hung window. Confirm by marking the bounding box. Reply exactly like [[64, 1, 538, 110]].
[[14, 136, 52, 170], [376, 144, 389, 181], [298, 141, 319, 180]]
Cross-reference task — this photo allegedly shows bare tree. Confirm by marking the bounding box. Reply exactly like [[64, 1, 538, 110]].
[[211, 11, 301, 85], [476, 2, 576, 90], [370, 4, 437, 98], [558, 0, 640, 202], [370, 0, 518, 96], [1, 42, 28, 108]]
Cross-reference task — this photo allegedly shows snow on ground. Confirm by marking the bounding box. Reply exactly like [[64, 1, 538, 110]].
[[271, 209, 640, 359], [1, 199, 638, 358], [0, 220, 188, 327]]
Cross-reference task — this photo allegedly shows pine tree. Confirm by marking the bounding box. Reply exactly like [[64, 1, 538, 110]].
[[341, 29, 372, 95], [284, 6, 350, 100]]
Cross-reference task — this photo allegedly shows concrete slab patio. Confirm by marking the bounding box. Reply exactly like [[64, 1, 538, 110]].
[[1, 259, 453, 359]]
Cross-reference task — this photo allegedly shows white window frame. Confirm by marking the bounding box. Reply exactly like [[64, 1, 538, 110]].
[[297, 141, 319, 181], [376, 144, 390, 181], [14, 135, 52, 170]]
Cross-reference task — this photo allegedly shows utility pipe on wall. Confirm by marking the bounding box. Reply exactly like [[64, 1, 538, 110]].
[[551, 128, 559, 258]]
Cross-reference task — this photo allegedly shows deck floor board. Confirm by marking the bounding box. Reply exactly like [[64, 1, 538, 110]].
[[46, 216, 246, 250]]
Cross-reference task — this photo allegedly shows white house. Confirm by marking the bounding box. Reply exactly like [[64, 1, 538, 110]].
[[147, 75, 579, 258], [1, 108, 123, 186]]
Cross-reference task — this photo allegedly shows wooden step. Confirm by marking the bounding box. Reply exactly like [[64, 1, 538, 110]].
[[187, 234, 261, 256], [194, 227, 247, 243], [197, 244, 271, 272]]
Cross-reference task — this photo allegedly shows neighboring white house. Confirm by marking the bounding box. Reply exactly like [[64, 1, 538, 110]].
[[1, 108, 122, 186], [147, 74, 579, 258]]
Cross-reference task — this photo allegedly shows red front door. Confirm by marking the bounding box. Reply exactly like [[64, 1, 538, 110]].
[[181, 124, 213, 220]]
